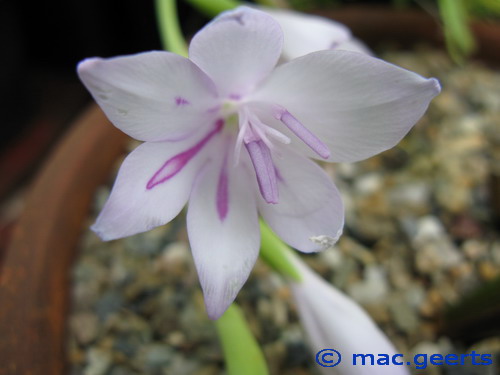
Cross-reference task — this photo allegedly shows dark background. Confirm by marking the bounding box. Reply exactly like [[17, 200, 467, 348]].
[[0, 0, 397, 153], [0, 0, 215, 206], [0, 0, 201, 152]]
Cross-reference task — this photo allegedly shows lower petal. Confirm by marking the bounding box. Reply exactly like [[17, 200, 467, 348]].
[[92, 133, 213, 240], [258, 147, 344, 252], [187, 151, 260, 319]]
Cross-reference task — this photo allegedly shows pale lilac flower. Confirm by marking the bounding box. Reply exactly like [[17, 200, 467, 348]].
[[261, 8, 372, 60], [77, 6, 440, 319], [289, 253, 409, 375]]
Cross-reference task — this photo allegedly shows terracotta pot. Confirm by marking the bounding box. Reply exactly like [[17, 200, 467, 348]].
[[1, 6, 499, 375], [0, 107, 128, 375]]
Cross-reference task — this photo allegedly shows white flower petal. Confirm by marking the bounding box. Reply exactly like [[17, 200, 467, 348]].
[[187, 151, 260, 319], [258, 147, 344, 253], [290, 254, 409, 375], [78, 51, 219, 142], [251, 50, 441, 162], [262, 8, 351, 60], [189, 7, 283, 98], [92, 130, 218, 240]]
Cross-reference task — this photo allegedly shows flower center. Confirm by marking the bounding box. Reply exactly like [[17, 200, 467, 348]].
[[226, 101, 330, 204]]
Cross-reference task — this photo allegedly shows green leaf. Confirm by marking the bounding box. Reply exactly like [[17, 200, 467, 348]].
[[215, 304, 269, 375], [259, 220, 302, 282]]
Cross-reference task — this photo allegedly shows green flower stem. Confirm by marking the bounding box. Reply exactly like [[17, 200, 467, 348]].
[[183, 0, 240, 18], [259, 220, 302, 282], [215, 304, 269, 375], [155, 0, 189, 56], [438, 0, 476, 63]]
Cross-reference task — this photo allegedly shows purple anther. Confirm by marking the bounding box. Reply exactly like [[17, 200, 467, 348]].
[[147, 119, 224, 189], [277, 110, 330, 159], [245, 140, 278, 204]]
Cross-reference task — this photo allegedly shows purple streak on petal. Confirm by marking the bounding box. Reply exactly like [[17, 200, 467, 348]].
[[229, 93, 241, 100], [216, 154, 229, 221], [147, 119, 224, 190], [245, 140, 278, 204], [175, 96, 190, 106], [277, 110, 330, 159]]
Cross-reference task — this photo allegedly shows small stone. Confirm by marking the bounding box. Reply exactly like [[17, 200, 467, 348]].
[[478, 261, 498, 281], [405, 284, 426, 310], [388, 257, 411, 290], [354, 173, 383, 195], [167, 331, 186, 347], [347, 266, 389, 304], [154, 241, 191, 277], [388, 181, 431, 213], [84, 348, 112, 375], [166, 354, 201, 375], [411, 217, 462, 273], [363, 304, 390, 324], [133, 344, 173, 372], [419, 289, 444, 318], [388, 294, 419, 334], [70, 312, 99, 345], [95, 291, 124, 321], [462, 240, 488, 260], [317, 248, 343, 270], [413, 216, 445, 242]]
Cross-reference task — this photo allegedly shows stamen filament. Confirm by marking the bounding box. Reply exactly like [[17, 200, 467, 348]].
[[277, 110, 330, 159], [245, 140, 278, 204]]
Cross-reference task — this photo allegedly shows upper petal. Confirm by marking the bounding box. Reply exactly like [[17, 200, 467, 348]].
[[258, 147, 344, 253], [262, 8, 351, 60], [189, 7, 283, 98], [78, 51, 218, 142], [92, 131, 216, 240], [187, 145, 260, 319], [251, 50, 441, 162]]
